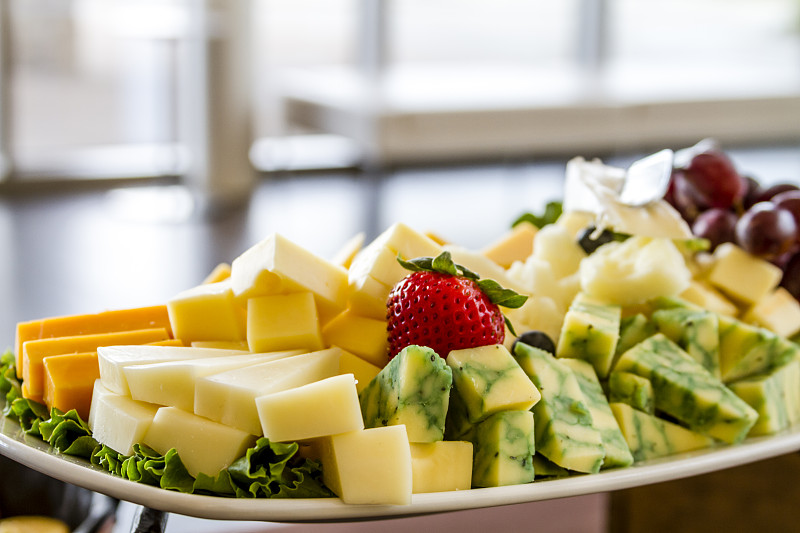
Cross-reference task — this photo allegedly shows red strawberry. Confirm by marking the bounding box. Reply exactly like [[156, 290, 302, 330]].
[[386, 252, 527, 359]]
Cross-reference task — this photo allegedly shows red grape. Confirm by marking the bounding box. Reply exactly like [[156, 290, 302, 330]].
[[682, 150, 747, 210], [773, 190, 800, 239], [742, 176, 764, 209], [755, 183, 800, 204], [735, 202, 798, 259], [692, 208, 738, 251], [668, 170, 702, 222]]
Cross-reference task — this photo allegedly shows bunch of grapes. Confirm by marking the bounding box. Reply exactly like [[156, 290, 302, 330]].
[[665, 144, 800, 299]]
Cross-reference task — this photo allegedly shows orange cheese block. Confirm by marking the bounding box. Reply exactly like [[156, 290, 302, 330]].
[[148, 339, 186, 347], [21, 327, 171, 403], [43, 352, 100, 420], [15, 305, 172, 378]]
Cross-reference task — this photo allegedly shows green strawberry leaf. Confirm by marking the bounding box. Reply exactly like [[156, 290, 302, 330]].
[[477, 279, 527, 309], [397, 251, 479, 280]]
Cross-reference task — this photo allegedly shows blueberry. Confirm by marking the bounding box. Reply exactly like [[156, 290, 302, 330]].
[[512, 330, 556, 355]]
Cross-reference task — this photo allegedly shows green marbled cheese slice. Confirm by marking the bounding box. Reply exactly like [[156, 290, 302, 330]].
[[471, 410, 536, 488], [447, 344, 540, 424], [718, 314, 800, 383], [615, 313, 656, 359], [560, 358, 633, 469], [652, 308, 720, 378], [607, 371, 655, 415], [359, 344, 452, 442], [556, 292, 621, 379], [444, 385, 476, 442], [513, 342, 606, 474], [615, 333, 758, 444], [729, 359, 800, 436], [532, 454, 569, 479], [610, 402, 715, 462]]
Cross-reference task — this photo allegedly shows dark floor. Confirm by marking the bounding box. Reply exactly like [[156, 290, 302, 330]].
[[1, 142, 800, 532]]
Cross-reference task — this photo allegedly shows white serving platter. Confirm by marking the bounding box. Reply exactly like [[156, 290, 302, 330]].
[[2, 408, 800, 523]]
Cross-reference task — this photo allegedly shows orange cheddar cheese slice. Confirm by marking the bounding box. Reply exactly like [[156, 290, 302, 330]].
[[148, 339, 186, 347], [15, 305, 172, 377], [43, 352, 100, 420], [22, 327, 170, 403]]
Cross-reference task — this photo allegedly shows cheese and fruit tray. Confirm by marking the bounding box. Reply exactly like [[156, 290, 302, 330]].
[[4, 140, 800, 522]]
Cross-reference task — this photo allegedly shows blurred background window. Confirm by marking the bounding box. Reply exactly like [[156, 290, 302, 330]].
[[1, 0, 798, 182]]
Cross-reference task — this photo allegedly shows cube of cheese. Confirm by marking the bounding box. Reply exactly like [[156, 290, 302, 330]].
[[729, 359, 800, 436], [255, 373, 364, 442], [708, 243, 782, 305], [193, 348, 338, 435], [743, 287, 800, 339], [447, 344, 541, 424], [679, 280, 738, 317], [410, 441, 473, 494], [471, 410, 536, 488], [124, 350, 295, 412], [14, 304, 172, 378], [202, 262, 232, 284], [556, 292, 621, 379], [330, 232, 365, 270], [230, 233, 349, 320], [43, 352, 100, 420], [445, 246, 530, 295], [89, 381, 159, 456], [346, 273, 393, 320], [143, 406, 256, 478], [337, 349, 381, 393], [481, 222, 537, 269], [318, 425, 412, 505], [167, 280, 246, 344], [321, 309, 388, 368], [98, 345, 248, 396], [22, 328, 171, 403], [247, 292, 324, 353], [190, 340, 249, 350]]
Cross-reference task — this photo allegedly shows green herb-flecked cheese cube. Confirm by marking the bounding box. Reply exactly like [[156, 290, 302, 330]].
[[610, 402, 715, 462], [652, 308, 720, 378], [513, 342, 606, 474], [447, 344, 541, 425], [608, 371, 655, 414], [359, 344, 452, 442], [718, 314, 800, 383], [532, 453, 569, 479], [729, 359, 800, 436], [615, 314, 656, 359], [560, 358, 633, 469], [615, 333, 758, 444], [444, 385, 476, 442], [556, 292, 621, 379], [471, 410, 536, 488]]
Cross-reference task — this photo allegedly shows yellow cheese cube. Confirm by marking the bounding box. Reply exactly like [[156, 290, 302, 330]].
[[98, 345, 248, 396], [338, 349, 382, 393], [743, 287, 800, 338], [322, 309, 388, 367], [330, 232, 365, 270], [124, 351, 293, 412], [202, 262, 232, 284], [247, 292, 324, 353], [144, 407, 256, 478], [230, 233, 349, 319], [445, 245, 530, 295], [679, 280, 738, 317], [22, 328, 171, 403], [410, 441, 473, 494], [346, 274, 392, 320], [167, 280, 246, 344], [190, 340, 249, 350], [14, 304, 172, 378], [482, 222, 538, 269], [43, 352, 100, 420], [89, 381, 159, 456], [708, 243, 782, 305], [193, 348, 337, 435], [318, 425, 412, 505], [255, 373, 364, 442]]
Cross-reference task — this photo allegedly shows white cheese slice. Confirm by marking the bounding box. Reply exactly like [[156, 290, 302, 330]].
[[89, 380, 159, 456]]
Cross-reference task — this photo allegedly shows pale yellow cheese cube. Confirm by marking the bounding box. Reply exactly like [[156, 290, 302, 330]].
[[679, 280, 738, 317], [190, 340, 250, 350], [445, 245, 530, 295], [337, 348, 382, 393], [193, 348, 338, 435], [708, 243, 782, 305], [482, 222, 538, 269], [167, 280, 246, 344], [743, 287, 800, 338], [322, 309, 388, 368], [318, 425, 412, 505], [410, 441, 473, 494], [247, 292, 324, 353], [330, 232, 365, 269], [346, 274, 392, 320], [98, 345, 248, 396], [89, 381, 159, 456], [143, 406, 256, 478], [556, 211, 596, 238], [230, 233, 349, 319], [124, 350, 294, 412], [202, 262, 232, 284], [255, 373, 364, 442]]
